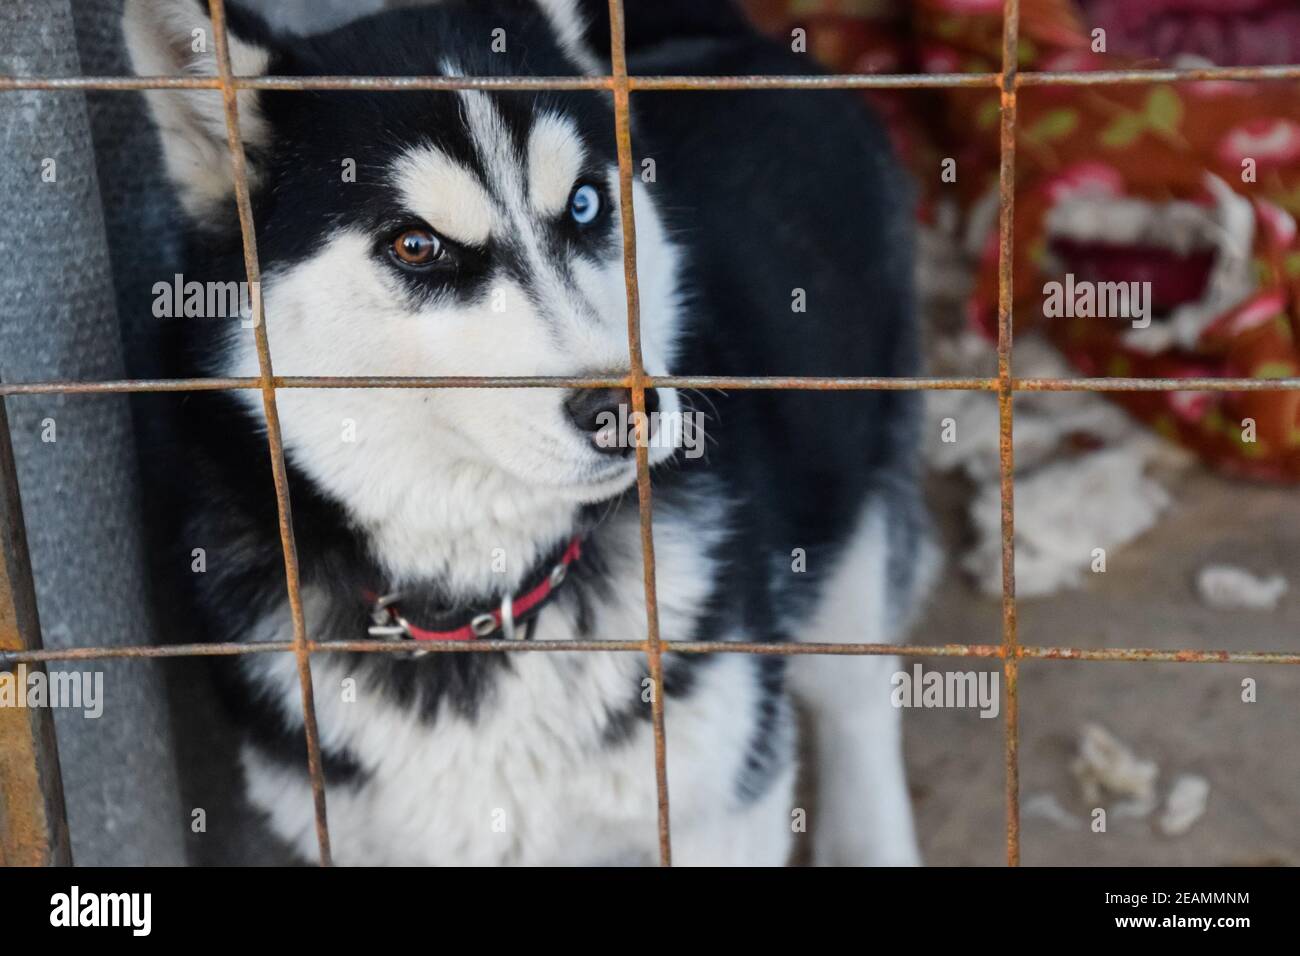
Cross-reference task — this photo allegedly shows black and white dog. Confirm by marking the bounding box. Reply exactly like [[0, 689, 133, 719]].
[[125, 0, 934, 865]]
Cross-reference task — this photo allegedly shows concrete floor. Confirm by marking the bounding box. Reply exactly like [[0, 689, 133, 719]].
[[903, 466, 1300, 866]]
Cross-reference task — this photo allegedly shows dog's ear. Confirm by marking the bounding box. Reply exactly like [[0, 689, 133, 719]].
[[123, 0, 274, 220]]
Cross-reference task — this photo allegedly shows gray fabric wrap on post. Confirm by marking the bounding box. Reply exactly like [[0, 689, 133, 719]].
[[0, 0, 186, 865]]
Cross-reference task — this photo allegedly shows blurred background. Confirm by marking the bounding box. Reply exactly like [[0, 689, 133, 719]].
[[2, 0, 1297, 865], [741, 0, 1300, 865]]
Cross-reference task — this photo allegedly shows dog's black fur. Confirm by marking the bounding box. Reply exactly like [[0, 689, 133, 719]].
[[143, 0, 921, 816]]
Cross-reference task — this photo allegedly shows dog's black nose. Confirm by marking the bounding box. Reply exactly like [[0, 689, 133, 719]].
[[564, 387, 660, 454]]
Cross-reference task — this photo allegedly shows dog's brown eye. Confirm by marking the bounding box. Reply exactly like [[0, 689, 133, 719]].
[[392, 229, 444, 267]]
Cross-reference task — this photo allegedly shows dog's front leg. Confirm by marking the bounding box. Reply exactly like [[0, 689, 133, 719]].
[[791, 652, 920, 866], [788, 500, 925, 866]]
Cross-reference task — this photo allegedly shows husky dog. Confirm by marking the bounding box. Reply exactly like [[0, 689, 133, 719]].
[[125, 0, 933, 865]]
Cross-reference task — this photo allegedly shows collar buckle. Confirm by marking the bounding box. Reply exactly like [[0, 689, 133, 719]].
[[500, 593, 518, 641], [368, 594, 431, 657], [368, 592, 409, 638], [366, 535, 580, 645]]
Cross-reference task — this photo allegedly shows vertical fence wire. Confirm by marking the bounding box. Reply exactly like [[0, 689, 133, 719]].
[[996, 0, 1022, 868], [606, 0, 673, 867], [206, 0, 331, 866]]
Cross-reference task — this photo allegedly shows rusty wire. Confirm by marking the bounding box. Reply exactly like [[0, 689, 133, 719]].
[[995, 0, 1022, 867], [2, 0, 1298, 868], [5, 640, 1299, 667], [206, 0, 331, 865], [607, 0, 672, 867], [5, 375, 1299, 397], [7, 62, 1300, 93]]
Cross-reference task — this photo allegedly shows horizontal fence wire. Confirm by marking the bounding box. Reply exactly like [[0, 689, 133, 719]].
[[3, 640, 1298, 666], [3, 376, 1299, 396], [5, 63, 1300, 92], [1, 0, 1297, 868]]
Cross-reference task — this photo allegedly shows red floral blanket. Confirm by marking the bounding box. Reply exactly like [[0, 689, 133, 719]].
[[744, 0, 1300, 481]]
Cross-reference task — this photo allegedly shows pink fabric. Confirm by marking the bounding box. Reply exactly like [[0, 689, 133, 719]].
[[1080, 0, 1300, 65]]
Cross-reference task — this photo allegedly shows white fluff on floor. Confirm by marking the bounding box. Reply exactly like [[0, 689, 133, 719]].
[[1196, 564, 1289, 610], [926, 331, 1181, 597], [965, 446, 1172, 597], [1071, 723, 1160, 820], [1160, 774, 1211, 837]]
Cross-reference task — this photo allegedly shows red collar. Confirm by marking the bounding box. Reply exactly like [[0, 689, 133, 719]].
[[366, 536, 583, 643]]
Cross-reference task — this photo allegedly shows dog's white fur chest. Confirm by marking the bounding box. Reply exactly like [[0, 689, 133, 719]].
[[239, 503, 793, 866]]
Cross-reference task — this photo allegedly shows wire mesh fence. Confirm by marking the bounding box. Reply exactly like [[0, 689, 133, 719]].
[[2, 0, 1299, 868]]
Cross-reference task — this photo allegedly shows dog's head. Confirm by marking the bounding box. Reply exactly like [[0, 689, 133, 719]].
[[125, 0, 683, 579]]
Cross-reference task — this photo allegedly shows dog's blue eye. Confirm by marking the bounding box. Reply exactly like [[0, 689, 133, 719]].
[[570, 184, 600, 225]]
